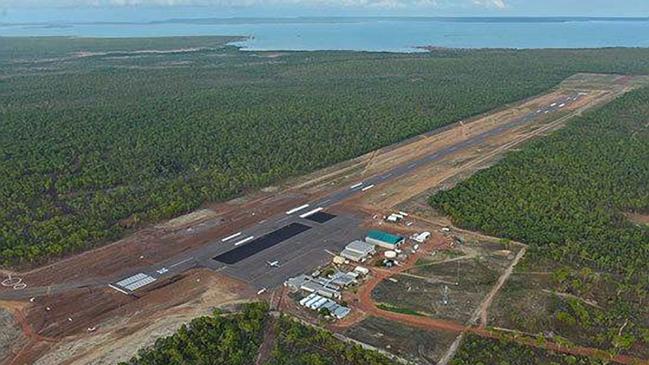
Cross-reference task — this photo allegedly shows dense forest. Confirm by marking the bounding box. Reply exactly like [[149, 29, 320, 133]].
[[430, 86, 649, 279], [121, 302, 393, 365], [450, 334, 608, 365], [4, 37, 649, 266]]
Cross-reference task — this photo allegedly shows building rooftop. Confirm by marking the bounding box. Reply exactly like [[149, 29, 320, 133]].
[[330, 271, 357, 287], [345, 240, 375, 255], [340, 248, 367, 262], [367, 230, 404, 245]]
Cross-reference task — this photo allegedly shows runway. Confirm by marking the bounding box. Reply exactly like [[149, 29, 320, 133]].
[[99, 92, 583, 293]]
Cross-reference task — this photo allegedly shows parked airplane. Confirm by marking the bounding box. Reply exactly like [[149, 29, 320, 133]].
[[267, 260, 280, 268]]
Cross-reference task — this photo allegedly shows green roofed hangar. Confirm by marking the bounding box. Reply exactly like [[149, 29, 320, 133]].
[[365, 230, 404, 249]]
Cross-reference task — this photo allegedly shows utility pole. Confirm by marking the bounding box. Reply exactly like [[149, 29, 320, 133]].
[[442, 285, 449, 305]]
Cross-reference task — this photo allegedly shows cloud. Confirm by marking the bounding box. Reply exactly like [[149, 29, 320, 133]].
[[472, 0, 506, 9]]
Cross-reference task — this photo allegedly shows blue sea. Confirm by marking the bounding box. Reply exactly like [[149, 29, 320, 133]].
[[2, 9, 649, 52]]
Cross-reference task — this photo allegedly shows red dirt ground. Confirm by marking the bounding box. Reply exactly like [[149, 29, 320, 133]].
[[5, 269, 253, 365], [333, 231, 645, 365]]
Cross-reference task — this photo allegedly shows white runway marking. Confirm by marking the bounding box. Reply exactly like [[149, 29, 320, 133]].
[[361, 184, 375, 191], [350, 182, 363, 189], [319, 199, 331, 205], [299, 207, 323, 218], [234, 236, 255, 246], [221, 232, 242, 242], [381, 173, 393, 179], [286, 204, 310, 215]]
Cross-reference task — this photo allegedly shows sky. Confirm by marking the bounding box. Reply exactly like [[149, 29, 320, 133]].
[[1, 0, 649, 22]]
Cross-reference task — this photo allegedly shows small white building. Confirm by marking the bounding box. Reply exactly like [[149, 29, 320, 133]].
[[413, 231, 431, 243]]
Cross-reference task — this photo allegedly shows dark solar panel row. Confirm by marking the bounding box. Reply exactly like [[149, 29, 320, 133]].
[[305, 211, 336, 223], [213, 223, 312, 264]]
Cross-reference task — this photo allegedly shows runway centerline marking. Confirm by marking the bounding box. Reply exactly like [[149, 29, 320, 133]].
[[286, 204, 310, 215], [299, 207, 323, 219], [221, 232, 242, 242], [361, 184, 375, 191], [350, 182, 363, 189], [233, 236, 255, 246]]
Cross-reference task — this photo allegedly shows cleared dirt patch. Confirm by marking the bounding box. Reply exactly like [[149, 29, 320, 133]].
[[626, 212, 649, 226], [344, 316, 457, 365], [8, 269, 253, 365]]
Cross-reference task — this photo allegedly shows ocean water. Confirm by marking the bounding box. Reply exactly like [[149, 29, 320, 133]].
[[2, 13, 649, 52]]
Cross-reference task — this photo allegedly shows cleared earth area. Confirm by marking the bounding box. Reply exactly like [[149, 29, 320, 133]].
[[372, 239, 522, 324]]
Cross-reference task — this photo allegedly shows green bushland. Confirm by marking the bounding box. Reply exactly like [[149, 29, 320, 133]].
[[120, 302, 394, 365], [429, 86, 649, 278], [450, 334, 608, 365], [430, 85, 649, 357], [121, 302, 268, 365], [4, 36, 649, 266]]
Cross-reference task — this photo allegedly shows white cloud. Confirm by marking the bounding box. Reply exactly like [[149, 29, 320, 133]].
[[472, 0, 506, 9]]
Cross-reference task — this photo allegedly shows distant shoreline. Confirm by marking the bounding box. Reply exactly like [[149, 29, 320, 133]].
[[3, 16, 649, 27]]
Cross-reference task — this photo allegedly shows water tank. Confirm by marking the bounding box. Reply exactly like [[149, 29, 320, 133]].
[[384, 250, 397, 259]]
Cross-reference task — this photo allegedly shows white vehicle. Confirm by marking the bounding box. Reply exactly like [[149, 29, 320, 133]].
[[257, 288, 267, 295], [266, 260, 280, 268]]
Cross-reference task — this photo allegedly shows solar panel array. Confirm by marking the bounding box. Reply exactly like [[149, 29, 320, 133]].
[[116, 273, 157, 292]]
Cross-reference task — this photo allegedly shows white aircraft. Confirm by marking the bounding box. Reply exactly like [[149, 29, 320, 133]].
[[266, 260, 280, 268]]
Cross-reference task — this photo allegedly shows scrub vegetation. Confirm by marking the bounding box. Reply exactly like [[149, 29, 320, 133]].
[[430, 85, 649, 357], [121, 302, 393, 365], [451, 334, 608, 365], [4, 36, 649, 266], [429, 86, 649, 278], [266, 315, 394, 365], [122, 302, 268, 365]]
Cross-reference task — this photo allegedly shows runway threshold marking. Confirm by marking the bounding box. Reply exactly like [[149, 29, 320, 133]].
[[233, 236, 255, 246], [299, 207, 323, 219], [350, 182, 363, 189], [286, 204, 310, 215], [361, 184, 375, 191], [221, 232, 242, 242]]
